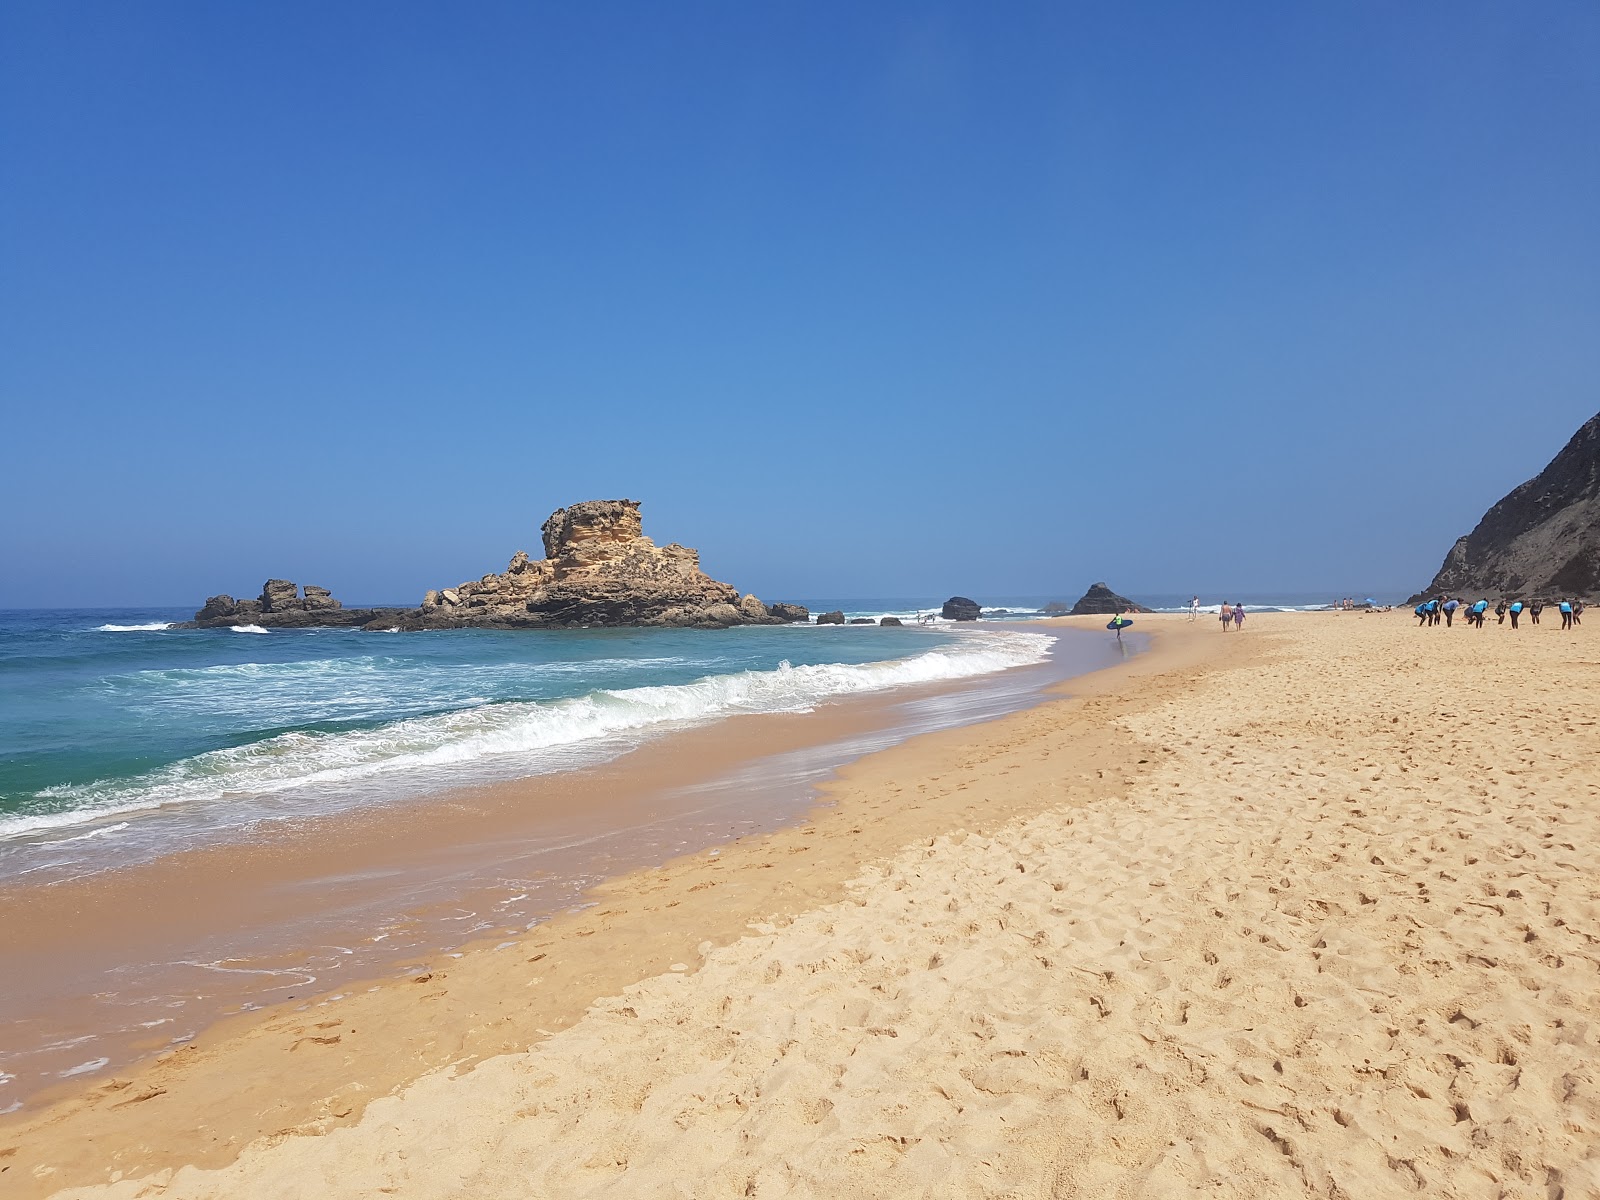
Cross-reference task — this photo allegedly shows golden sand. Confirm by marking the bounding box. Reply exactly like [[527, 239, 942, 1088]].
[[15, 612, 1600, 1198]]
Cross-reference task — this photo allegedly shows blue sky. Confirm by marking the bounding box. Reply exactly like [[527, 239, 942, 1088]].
[[3, 2, 1597, 607]]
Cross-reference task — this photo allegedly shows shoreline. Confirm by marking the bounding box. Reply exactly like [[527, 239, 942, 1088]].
[[31, 608, 1589, 1197], [0, 619, 1191, 1192]]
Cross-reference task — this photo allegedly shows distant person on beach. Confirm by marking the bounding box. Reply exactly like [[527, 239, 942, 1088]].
[[1559, 599, 1573, 629], [1425, 598, 1440, 626], [1509, 599, 1523, 629], [1443, 597, 1459, 627], [1471, 599, 1489, 628], [1233, 603, 1245, 630], [1531, 599, 1544, 625], [1111, 608, 1133, 640], [1415, 603, 1428, 626], [1574, 600, 1584, 626], [1189, 596, 1201, 621], [1496, 600, 1508, 625], [1219, 602, 1233, 631]]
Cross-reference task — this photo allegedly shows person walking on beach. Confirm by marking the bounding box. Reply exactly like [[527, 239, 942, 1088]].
[[1559, 599, 1573, 629], [1509, 599, 1523, 629], [1189, 595, 1201, 621], [1219, 602, 1233, 631], [1110, 608, 1133, 640], [1232, 603, 1245, 630]]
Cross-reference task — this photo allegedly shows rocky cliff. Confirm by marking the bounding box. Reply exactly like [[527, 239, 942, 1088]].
[[414, 500, 803, 629], [1410, 410, 1600, 603], [1068, 583, 1151, 616]]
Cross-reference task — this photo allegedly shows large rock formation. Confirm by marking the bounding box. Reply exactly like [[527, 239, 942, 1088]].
[[941, 596, 982, 621], [415, 500, 805, 629], [1410, 410, 1600, 603], [1068, 583, 1151, 615], [189, 582, 412, 629]]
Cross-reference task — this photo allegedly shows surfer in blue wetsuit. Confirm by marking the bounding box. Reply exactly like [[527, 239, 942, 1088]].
[[1560, 599, 1573, 629], [1442, 597, 1459, 627], [1414, 603, 1428, 626], [1471, 599, 1489, 628], [1509, 599, 1523, 629], [1424, 598, 1439, 627]]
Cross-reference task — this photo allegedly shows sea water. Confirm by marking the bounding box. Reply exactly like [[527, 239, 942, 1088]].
[[0, 606, 1056, 881]]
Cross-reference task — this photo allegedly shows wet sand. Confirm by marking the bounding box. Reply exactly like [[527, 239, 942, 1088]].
[[14, 611, 1600, 1198]]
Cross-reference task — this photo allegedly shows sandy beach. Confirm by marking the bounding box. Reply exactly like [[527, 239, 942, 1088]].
[[10, 611, 1600, 1198]]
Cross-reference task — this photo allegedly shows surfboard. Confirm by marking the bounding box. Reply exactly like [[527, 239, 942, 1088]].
[[1107, 619, 1132, 630]]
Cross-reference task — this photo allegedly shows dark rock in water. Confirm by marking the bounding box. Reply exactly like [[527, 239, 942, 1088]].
[[984, 608, 1011, 617], [1410, 410, 1600, 603], [848, 617, 875, 624], [187, 583, 410, 629], [1043, 601, 1071, 614], [880, 616, 903, 626], [815, 610, 846, 625], [767, 602, 810, 624], [1068, 583, 1151, 615], [942, 596, 982, 621]]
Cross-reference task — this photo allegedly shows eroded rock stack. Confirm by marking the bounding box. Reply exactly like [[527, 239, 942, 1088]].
[[1068, 583, 1151, 615], [191, 582, 406, 629], [416, 500, 806, 629]]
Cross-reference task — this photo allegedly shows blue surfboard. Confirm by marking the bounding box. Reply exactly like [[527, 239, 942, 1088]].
[[1107, 618, 1133, 630]]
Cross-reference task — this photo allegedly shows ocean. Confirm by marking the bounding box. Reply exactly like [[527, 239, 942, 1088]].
[[0, 604, 1064, 877]]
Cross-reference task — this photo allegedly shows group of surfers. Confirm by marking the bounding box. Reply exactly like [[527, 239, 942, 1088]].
[[1415, 595, 1584, 630]]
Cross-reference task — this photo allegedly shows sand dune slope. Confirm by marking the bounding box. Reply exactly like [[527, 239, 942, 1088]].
[[56, 615, 1600, 1198]]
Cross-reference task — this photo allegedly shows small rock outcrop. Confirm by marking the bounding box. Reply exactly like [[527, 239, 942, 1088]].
[[880, 616, 903, 626], [1042, 601, 1071, 614], [190, 582, 410, 629], [1068, 583, 1151, 616], [1409, 410, 1600, 603], [815, 611, 846, 625], [941, 596, 982, 621], [414, 500, 805, 630]]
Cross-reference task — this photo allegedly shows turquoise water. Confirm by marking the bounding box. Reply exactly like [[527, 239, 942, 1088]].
[[0, 607, 1053, 875]]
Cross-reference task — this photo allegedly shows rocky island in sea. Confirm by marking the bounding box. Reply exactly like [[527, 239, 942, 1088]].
[[1409, 409, 1600, 603], [187, 499, 809, 631]]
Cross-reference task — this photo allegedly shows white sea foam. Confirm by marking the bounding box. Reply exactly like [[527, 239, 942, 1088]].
[[95, 622, 175, 632], [230, 625, 271, 634], [4, 629, 1051, 842], [59, 1057, 110, 1078]]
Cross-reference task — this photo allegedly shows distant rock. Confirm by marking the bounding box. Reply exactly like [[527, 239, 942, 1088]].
[[188, 583, 409, 629], [941, 596, 982, 621], [1043, 601, 1071, 614], [767, 603, 810, 624], [848, 618, 875, 624], [1410, 410, 1600, 603], [815, 610, 846, 625], [413, 500, 802, 629], [1068, 583, 1151, 616], [880, 616, 903, 627]]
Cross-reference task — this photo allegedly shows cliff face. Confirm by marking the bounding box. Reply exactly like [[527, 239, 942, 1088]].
[[1411, 411, 1600, 602], [418, 499, 794, 629]]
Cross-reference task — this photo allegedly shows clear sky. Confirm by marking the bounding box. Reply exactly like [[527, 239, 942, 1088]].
[[3, 2, 1597, 608]]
